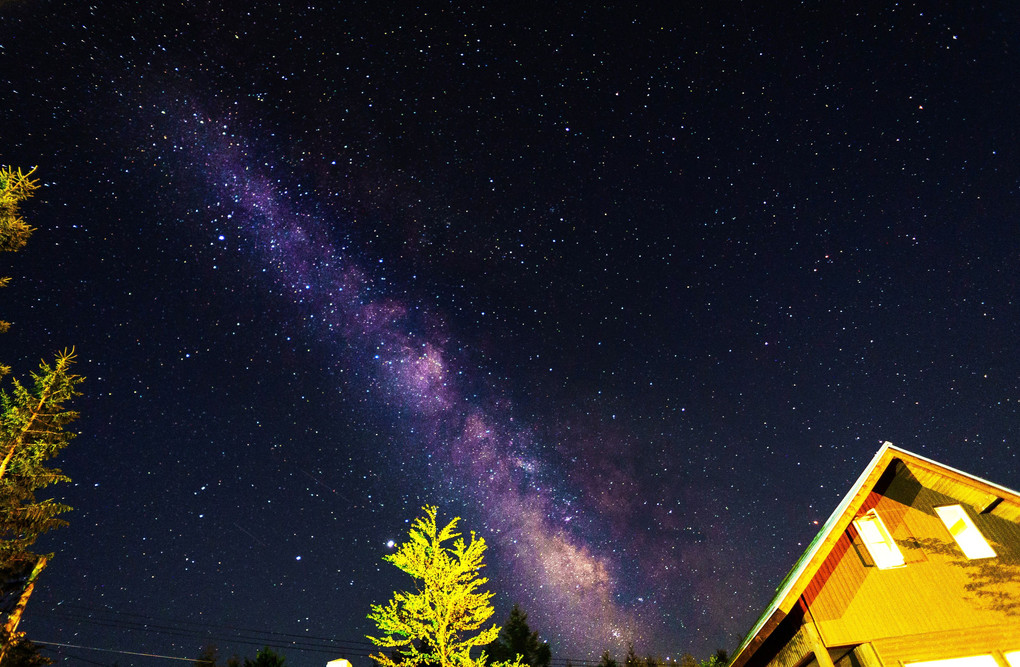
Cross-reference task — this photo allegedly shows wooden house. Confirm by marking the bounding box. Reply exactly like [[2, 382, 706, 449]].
[[730, 442, 1020, 667]]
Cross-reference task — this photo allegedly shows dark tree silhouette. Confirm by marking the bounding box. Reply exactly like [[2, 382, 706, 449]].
[[484, 605, 550, 667]]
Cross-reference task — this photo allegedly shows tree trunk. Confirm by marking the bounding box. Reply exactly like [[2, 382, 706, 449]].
[[0, 555, 48, 664], [0, 359, 64, 484]]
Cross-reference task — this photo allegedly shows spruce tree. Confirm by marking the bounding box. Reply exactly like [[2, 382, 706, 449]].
[[485, 605, 550, 667], [244, 647, 287, 667], [0, 166, 83, 663], [367, 506, 523, 667]]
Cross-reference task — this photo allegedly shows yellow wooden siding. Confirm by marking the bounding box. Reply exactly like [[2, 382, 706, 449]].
[[871, 624, 1020, 665], [765, 624, 815, 667], [908, 466, 1020, 523], [802, 463, 1020, 648], [763, 630, 884, 667]]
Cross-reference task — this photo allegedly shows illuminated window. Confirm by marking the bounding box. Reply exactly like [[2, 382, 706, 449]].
[[852, 509, 905, 569], [905, 656, 998, 667], [934, 504, 996, 559], [1004, 652, 1020, 667]]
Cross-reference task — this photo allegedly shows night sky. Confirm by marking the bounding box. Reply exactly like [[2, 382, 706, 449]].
[[3, 2, 1020, 666]]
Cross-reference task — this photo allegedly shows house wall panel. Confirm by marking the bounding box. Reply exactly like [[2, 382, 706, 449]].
[[766, 625, 814, 667], [804, 465, 1020, 647], [871, 625, 1020, 665]]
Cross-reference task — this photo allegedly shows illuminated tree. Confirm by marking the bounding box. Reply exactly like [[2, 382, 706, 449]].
[[701, 650, 729, 667], [0, 349, 82, 552], [0, 166, 83, 663], [367, 506, 521, 667], [0, 167, 38, 251], [0, 166, 39, 337]]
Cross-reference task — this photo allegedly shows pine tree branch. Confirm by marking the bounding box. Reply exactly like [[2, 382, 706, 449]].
[[0, 349, 80, 484]]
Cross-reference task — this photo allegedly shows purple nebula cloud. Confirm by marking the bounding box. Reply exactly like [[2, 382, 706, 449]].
[[180, 109, 673, 656]]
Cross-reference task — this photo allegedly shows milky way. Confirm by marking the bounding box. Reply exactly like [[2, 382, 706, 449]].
[[182, 104, 656, 653], [7, 4, 1020, 665]]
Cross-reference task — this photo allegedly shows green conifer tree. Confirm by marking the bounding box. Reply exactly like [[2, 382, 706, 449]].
[[367, 506, 523, 667], [484, 604, 550, 667], [0, 166, 39, 339], [244, 647, 287, 667], [0, 166, 83, 663]]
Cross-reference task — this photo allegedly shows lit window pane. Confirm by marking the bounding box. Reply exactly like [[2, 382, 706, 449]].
[[934, 505, 996, 559], [1003, 652, 1020, 667], [852, 510, 905, 569], [906, 656, 997, 667]]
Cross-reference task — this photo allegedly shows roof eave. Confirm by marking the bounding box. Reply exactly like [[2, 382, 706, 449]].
[[728, 443, 898, 667]]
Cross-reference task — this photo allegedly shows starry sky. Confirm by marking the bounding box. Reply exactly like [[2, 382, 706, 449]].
[[2, 1, 1020, 666]]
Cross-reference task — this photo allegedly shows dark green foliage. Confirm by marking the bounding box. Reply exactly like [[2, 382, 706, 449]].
[[194, 645, 283, 667], [244, 647, 287, 667], [642, 650, 728, 667], [701, 651, 728, 667], [484, 605, 550, 667], [599, 651, 618, 667], [194, 644, 221, 667], [624, 644, 640, 667]]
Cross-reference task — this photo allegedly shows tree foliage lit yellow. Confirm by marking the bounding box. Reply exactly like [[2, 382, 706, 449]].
[[368, 506, 523, 667], [0, 166, 40, 338], [1, 165, 83, 663], [0, 166, 38, 251]]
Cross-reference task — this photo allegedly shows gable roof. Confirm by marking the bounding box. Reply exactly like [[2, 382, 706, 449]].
[[729, 442, 1020, 667]]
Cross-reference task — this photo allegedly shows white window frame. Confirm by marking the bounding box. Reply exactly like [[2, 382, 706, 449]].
[[934, 504, 996, 560], [853, 509, 905, 569]]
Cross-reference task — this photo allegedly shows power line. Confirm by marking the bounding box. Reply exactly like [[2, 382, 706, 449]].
[[33, 603, 604, 666], [36, 641, 202, 663], [52, 599, 379, 648], [36, 604, 372, 656], [42, 645, 119, 667], [37, 615, 368, 660]]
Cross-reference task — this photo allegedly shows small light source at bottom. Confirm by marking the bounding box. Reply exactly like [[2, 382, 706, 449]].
[[327, 659, 353, 667]]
